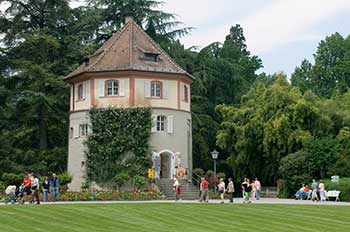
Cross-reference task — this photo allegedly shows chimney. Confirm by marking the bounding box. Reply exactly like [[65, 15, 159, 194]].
[[125, 16, 133, 23]]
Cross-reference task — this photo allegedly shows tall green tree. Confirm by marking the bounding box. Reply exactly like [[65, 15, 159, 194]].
[[291, 33, 350, 97], [191, 25, 262, 170], [86, 0, 192, 43], [0, 0, 80, 175]]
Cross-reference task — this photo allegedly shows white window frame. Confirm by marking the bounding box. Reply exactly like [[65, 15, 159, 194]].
[[79, 124, 88, 137], [151, 81, 162, 98], [156, 115, 166, 132], [106, 80, 119, 96]]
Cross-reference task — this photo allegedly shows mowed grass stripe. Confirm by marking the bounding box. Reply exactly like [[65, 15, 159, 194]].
[[1, 203, 350, 232], [266, 205, 350, 228], [10, 206, 91, 232], [95, 204, 163, 231], [228, 205, 308, 232], [246, 205, 350, 231], [245, 205, 326, 231]]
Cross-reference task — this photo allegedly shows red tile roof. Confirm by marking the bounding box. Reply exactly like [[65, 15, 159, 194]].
[[65, 17, 190, 80]]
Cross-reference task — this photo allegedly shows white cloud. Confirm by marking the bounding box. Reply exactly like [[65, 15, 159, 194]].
[[161, 0, 350, 54], [239, 0, 350, 53]]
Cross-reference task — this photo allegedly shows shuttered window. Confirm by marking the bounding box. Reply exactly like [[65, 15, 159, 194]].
[[151, 81, 162, 98], [156, 115, 166, 132], [106, 80, 119, 96], [79, 124, 88, 137]]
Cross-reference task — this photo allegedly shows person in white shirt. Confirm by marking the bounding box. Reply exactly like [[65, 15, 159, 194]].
[[319, 182, 326, 201], [218, 178, 226, 203], [254, 178, 262, 200], [173, 177, 181, 201], [5, 185, 17, 204], [31, 174, 40, 204]]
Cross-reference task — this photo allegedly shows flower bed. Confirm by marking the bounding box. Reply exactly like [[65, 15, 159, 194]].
[[56, 190, 164, 201]]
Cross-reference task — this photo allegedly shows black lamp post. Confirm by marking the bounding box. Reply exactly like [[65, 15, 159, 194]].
[[211, 150, 219, 193]]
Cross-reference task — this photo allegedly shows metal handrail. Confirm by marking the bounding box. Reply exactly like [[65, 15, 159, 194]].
[[191, 171, 202, 187]]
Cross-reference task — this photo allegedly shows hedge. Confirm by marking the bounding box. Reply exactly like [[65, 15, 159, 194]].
[[323, 178, 350, 202]]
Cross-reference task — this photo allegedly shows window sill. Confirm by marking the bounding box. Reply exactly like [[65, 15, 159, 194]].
[[146, 97, 164, 100], [100, 95, 124, 98]]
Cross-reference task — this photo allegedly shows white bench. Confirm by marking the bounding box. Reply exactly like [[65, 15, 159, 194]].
[[326, 190, 340, 201]]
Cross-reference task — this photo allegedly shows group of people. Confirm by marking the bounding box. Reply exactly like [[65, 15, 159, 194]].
[[295, 179, 326, 201], [198, 176, 262, 203], [5, 173, 60, 204]]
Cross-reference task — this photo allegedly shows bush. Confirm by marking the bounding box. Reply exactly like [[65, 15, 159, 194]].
[[131, 175, 146, 190], [206, 170, 214, 178], [0, 181, 6, 193], [193, 168, 205, 177], [81, 182, 90, 192], [323, 178, 350, 202], [1, 173, 24, 186], [114, 172, 130, 190], [57, 190, 163, 201], [216, 172, 226, 180], [58, 172, 73, 186], [205, 170, 219, 188]]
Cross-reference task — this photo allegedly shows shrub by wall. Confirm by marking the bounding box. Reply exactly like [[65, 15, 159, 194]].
[[1, 173, 24, 186], [85, 107, 152, 184], [57, 190, 163, 201]]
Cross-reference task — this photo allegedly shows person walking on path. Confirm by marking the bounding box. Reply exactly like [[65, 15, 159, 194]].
[[254, 178, 261, 200], [51, 173, 59, 202], [42, 176, 50, 202], [218, 178, 226, 203], [227, 178, 235, 203], [31, 174, 40, 204], [241, 178, 252, 203], [319, 181, 326, 201], [199, 177, 209, 202], [173, 177, 181, 201]]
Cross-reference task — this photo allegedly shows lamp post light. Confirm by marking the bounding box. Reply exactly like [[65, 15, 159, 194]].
[[211, 150, 219, 194]]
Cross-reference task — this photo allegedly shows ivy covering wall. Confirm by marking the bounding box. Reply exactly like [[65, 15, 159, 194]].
[[85, 107, 152, 184]]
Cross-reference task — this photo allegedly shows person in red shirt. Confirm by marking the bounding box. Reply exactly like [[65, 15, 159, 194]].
[[304, 185, 309, 192], [199, 177, 209, 202], [17, 173, 32, 203], [23, 174, 31, 188]]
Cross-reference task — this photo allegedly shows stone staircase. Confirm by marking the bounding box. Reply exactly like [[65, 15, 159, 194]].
[[156, 179, 200, 200]]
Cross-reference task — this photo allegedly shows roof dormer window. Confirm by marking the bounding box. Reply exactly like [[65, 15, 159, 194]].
[[144, 52, 159, 62]]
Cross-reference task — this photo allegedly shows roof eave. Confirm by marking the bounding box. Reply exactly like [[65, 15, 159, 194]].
[[63, 69, 195, 82]]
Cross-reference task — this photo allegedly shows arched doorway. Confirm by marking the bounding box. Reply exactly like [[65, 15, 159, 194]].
[[159, 151, 174, 179]]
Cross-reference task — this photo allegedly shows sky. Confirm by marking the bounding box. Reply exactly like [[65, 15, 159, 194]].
[[3, 0, 350, 76], [158, 0, 350, 76]]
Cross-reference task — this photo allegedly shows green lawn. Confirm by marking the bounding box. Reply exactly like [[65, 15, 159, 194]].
[[1, 203, 350, 232]]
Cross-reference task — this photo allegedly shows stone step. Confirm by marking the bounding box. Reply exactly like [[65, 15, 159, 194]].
[[156, 179, 200, 200]]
